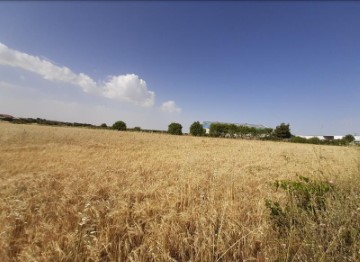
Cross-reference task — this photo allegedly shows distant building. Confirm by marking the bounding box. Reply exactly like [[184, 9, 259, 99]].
[[298, 135, 343, 141], [354, 136, 360, 144], [298, 135, 325, 140], [202, 121, 212, 134]]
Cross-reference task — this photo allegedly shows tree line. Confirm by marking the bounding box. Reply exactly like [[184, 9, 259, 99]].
[[1, 116, 356, 146], [289, 134, 356, 146], [167, 121, 356, 146], [166, 122, 287, 139], [8, 117, 99, 128]]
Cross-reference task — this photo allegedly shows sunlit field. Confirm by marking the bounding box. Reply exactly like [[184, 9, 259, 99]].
[[0, 122, 359, 261]]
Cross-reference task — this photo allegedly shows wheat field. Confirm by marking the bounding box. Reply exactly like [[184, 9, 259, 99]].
[[0, 122, 359, 261]]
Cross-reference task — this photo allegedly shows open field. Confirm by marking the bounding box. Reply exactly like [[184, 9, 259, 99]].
[[0, 122, 359, 261]]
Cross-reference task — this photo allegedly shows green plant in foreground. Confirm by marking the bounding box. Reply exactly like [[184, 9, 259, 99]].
[[265, 176, 360, 261], [265, 176, 334, 234]]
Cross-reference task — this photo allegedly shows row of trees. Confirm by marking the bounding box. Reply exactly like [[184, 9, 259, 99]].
[[165, 121, 291, 140], [79, 119, 360, 146], [166, 122, 204, 136], [4, 116, 288, 140], [208, 123, 275, 138], [290, 134, 355, 146], [90, 120, 359, 147], [9, 117, 98, 128], [111, 121, 200, 137], [4, 116, 355, 146], [111, 121, 292, 140], [111, 121, 165, 134], [164, 121, 355, 146]]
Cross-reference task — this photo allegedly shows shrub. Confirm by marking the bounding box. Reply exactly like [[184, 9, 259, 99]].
[[265, 176, 335, 257], [190, 121, 205, 136], [265, 175, 360, 261], [307, 137, 321, 144], [168, 122, 182, 135], [342, 134, 355, 144], [266, 176, 335, 234], [290, 136, 308, 143], [273, 123, 292, 139], [112, 121, 127, 131]]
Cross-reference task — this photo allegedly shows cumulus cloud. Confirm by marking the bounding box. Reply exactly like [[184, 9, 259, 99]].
[[160, 100, 181, 113], [103, 74, 155, 107], [0, 42, 156, 107]]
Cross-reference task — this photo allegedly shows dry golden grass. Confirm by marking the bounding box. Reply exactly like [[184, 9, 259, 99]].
[[0, 122, 359, 261]]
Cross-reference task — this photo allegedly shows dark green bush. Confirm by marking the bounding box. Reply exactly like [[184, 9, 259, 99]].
[[190, 121, 205, 136], [112, 121, 127, 131], [273, 123, 292, 139], [290, 136, 308, 143], [168, 122, 182, 135], [265, 176, 334, 235]]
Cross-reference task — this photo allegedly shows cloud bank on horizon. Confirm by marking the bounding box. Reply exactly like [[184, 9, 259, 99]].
[[0, 42, 180, 112]]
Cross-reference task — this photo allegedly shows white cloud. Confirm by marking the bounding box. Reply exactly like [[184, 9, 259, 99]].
[[161, 100, 181, 113], [103, 74, 155, 107], [0, 42, 156, 107], [0, 42, 99, 94]]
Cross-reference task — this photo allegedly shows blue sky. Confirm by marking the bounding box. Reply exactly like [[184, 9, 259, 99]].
[[0, 2, 359, 135]]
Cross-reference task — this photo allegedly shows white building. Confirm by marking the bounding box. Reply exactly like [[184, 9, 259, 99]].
[[354, 136, 360, 144]]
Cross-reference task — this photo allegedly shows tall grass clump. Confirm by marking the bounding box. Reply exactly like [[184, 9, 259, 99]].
[[265, 176, 360, 261]]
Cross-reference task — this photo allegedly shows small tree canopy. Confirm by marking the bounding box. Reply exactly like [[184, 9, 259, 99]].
[[168, 122, 183, 135], [274, 123, 292, 139], [209, 123, 228, 137], [342, 134, 355, 143], [112, 121, 127, 131], [190, 121, 205, 136], [100, 123, 107, 128], [133, 126, 141, 132]]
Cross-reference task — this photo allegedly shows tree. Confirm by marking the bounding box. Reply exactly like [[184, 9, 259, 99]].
[[238, 125, 250, 138], [209, 123, 228, 137], [274, 123, 292, 139], [190, 121, 205, 136], [263, 128, 274, 137], [248, 127, 258, 137], [133, 126, 141, 132], [100, 123, 107, 128], [168, 122, 182, 135], [227, 124, 238, 137], [342, 134, 355, 144], [112, 121, 127, 131]]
